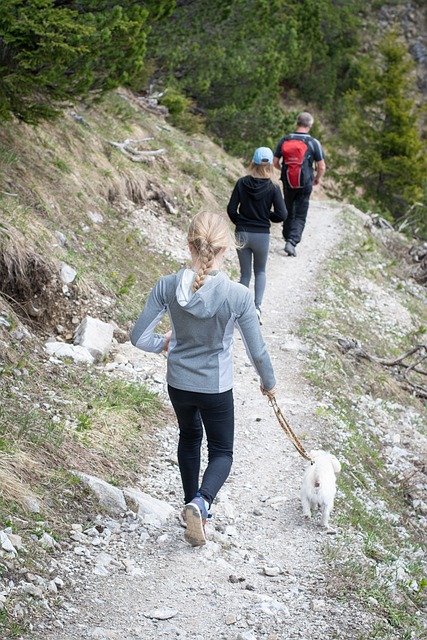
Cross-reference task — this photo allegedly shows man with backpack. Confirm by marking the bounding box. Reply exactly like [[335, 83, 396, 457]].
[[273, 112, 326, 256]]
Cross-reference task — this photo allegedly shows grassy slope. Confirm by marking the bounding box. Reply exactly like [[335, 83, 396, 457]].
[[0, 91, 426, 638], [0, 90, 245, 627]]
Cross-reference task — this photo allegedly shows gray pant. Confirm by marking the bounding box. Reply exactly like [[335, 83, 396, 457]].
[[236, 231, 270, 308]]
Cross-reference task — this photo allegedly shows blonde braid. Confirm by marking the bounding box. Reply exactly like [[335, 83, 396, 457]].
[[193, 241, 215, 292], [187, 212, 234, 292]]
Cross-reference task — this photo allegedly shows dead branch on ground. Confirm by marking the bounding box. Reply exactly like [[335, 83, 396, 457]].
[[338, 339, 427, 398], [108, 138, 166, 163]]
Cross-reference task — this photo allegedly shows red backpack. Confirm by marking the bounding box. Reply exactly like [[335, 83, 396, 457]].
[[281, 135, 313, 189]]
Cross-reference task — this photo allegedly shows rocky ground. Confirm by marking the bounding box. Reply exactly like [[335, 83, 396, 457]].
[[9, 199, 416, 640]]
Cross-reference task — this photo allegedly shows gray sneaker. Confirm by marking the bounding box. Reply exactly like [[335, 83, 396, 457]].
[[284, 241, 297, 257], [184, 496, 208, 546]]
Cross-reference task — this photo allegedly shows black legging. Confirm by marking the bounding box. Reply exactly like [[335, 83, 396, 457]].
[[168, 385, 234, 507], [282, 185, 313, 245]]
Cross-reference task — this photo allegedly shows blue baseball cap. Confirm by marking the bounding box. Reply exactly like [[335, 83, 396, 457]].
[[253, 147, 274, 165]]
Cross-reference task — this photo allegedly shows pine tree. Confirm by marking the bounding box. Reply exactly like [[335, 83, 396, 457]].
[[340, 33, 427, 221], [0, 0, 174, 123], [147, 0, 362, 157]]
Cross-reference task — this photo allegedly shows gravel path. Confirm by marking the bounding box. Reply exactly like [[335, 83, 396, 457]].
[[34, 200, 376, 640]]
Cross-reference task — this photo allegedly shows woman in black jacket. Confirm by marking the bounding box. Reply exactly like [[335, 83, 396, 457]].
[[227, 147, 287, 324]]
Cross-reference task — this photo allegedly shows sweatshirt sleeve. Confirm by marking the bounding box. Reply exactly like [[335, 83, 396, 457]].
[[226, 181, 240, 224], [130, 279, 169, 353], [269, 185, 288, 223], [235, 289, 276, 391]]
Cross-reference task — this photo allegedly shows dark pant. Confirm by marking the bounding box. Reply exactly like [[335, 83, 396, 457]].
[[167, 385, 234, 507], [282, 185, 312, 246]]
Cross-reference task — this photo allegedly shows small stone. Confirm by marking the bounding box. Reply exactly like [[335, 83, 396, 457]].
[[311, 599, 326, 611], [143, 608, 178, 620], [225, 613, 237, 625]]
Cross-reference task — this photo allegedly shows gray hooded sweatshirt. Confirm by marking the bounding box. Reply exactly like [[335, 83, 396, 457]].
[[130, 268, 276, 394]]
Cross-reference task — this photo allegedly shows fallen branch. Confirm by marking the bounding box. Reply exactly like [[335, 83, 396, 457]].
[[108, 138, 166, 163], [359, 344, 427, 376], [339, 339, 427, 398]]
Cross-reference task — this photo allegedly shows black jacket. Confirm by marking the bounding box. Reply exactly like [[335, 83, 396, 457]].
[[227, 176, 287, 233]]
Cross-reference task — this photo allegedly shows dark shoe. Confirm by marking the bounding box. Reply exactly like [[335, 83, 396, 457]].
[[284, 241, 297, 257], [184, 496, 208, 546]]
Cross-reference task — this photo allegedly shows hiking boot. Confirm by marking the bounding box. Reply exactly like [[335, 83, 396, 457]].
[[255, 306, 262, 325], [183, 495, 208, 547], [284, 241, 297, 257]]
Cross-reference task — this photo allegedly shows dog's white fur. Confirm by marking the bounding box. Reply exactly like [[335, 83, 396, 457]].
[[300, 450, 341, 528]]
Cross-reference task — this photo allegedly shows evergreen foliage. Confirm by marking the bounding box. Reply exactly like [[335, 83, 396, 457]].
[[339, 33, 427, 224], [0, 0, 174, 123], [147, 0, 364, 158], [289, 0, 362, 108], [1, 0, 426, 234]]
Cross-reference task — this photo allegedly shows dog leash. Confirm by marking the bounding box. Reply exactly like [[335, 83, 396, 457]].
[[265, 391, 314, 463]]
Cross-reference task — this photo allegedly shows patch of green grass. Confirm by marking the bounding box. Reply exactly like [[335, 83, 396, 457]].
[[53, 158, 71, 173], [76, 414, 92, 432], [0, 610, 27, 637], [93, 377, 163, 417], [117, 273, 136, 296]]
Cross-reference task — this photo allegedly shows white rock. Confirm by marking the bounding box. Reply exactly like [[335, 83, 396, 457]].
[[73, 316, 114, 361], [73, 472, 127, 516], [22, 496, 41, 513], [311, 599, 326, 611], [44, 341, 95, 364], [122, 488, 173, 525], [38, 533, 58, 550], [143, 608, 178, 620], [0, 531, 17, 555], [60, 263, 77, 284]]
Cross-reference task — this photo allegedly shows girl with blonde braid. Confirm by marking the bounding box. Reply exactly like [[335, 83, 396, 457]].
[[131, 212, 277, 547]]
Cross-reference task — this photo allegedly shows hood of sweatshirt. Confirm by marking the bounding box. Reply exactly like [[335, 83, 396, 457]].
[[175, 268, 231, 318], [240, 176, 273, 200]]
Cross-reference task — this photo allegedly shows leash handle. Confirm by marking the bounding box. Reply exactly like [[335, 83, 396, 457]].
[[266, 394, 313, 463]]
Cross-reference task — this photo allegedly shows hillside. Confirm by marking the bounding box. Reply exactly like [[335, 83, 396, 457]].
[[0, 91, 426, 639]]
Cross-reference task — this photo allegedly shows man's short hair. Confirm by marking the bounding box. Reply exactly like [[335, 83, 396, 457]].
[[297, 112, 314, 128]]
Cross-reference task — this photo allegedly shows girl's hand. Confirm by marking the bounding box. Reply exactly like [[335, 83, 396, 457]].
[[164, 330, 172, 352], [260, 385, 277, 396]]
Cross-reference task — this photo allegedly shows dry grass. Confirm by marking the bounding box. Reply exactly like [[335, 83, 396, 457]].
[[0, 454, 41, 506], [0, 222, 54, 303]]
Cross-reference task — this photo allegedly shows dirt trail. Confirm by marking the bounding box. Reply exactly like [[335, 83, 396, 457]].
[[36, 200, 376, 640]]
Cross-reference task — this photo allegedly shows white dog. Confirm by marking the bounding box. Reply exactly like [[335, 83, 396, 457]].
[[300, 450, 341, 528]]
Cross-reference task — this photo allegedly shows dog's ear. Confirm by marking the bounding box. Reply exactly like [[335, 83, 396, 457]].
[[330, 455, 341, 473]]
